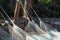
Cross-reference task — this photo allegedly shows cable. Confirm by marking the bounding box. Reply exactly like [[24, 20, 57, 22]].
[[0, 5, 13, 24], [0, 12, 6, 21]]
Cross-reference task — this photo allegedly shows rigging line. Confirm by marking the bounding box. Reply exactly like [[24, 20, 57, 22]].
[[0, 4, 33, 40], [20, 0, 24, 11], [0, 5, 13, 24], [30, 5, 49, 31], [20, 0, 31, 20], [20, 0, 28, 15], [32, 0, 52, 31], [0, 2, 38, 40], [20, 0, 39, 21], [20, 1, 41, 40], [22, 0, 41, 21], [30, 6, 40, 18], [20, 0, 36, 21], [0, 12, 6, 21], [22, 0, 46, 32], [20, 0, 41, 27]]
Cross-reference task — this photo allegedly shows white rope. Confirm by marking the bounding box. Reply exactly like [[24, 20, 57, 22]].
[[0, 12, 6, 21], [0, 6, 13, 23]]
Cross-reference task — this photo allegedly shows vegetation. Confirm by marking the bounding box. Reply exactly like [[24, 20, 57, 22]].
[[32, 0, 60, 17]]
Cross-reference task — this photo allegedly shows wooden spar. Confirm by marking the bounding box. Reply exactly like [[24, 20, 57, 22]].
[[23, 0, 28, 31], [23, 0, 32, 31], [23, 0, 32, 19], [14, 0, 20, 25]]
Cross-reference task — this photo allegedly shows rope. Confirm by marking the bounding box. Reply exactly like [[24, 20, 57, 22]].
[[20, 0, 30, 20], [20, 0, 41, 21], [0, 12, 6, 21], [0, 5, 13, 24]]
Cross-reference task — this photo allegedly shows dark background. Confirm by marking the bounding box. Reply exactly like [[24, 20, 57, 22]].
[[0, 0, 60, 18]]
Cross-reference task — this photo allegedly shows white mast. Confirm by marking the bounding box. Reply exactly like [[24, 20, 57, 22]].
[[14, 0, 20, 25]]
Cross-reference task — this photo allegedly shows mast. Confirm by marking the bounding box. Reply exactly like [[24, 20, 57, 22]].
[[23, 0, 28, 31], [23, 0, 32, 31], [23, 0, 32, 19], [14, 0, 20, 25]]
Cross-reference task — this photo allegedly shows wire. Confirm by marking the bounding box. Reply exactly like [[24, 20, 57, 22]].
[[0, 5, 13, 24], [0, 12, 6, 21]]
